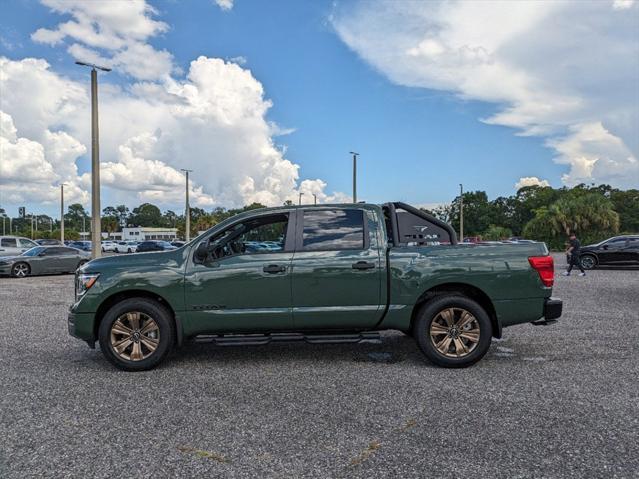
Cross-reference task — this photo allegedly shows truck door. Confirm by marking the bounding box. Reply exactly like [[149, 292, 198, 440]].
[[291, 207, 383, 330], [183, 212, 295, 334]]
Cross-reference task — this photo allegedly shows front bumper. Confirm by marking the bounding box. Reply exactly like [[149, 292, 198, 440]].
[[531, 297, 563, 326], [68, 308, 96, 348]]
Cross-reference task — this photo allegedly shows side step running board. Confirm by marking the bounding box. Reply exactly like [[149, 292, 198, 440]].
[[531, 319, 558, 326], [193, 331, 381, 346]]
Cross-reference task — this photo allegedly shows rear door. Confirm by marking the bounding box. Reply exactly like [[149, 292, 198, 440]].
[[291, 207, 383, 330]]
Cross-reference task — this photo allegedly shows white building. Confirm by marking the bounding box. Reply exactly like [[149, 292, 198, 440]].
[[122, 227, 178, 241]]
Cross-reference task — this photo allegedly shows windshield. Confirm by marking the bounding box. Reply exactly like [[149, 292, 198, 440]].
[[21, 247, 45, 257]]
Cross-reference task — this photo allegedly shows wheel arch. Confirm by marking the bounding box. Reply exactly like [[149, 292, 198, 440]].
[[94, 289, 182, 346], [409, 282, 501, 338], [579, 252, 598, 265]]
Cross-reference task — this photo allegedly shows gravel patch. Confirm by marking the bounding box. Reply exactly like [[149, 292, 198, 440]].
[[0, 253, 637, 478]]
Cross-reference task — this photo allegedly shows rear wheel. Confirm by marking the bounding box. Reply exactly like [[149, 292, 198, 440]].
[[413, 295, 492, 368], [580, 254, 597, 270], [11, 262, 31, 278], [98, 298, 174, 371]]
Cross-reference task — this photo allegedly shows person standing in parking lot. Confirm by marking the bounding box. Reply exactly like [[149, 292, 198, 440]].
[[563, 232, 586, 276]]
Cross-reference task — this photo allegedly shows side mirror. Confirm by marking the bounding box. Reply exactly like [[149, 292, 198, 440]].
[[194, 242, 209, 262], [602, 245, 609, 250], [38, 252, 47, 257]]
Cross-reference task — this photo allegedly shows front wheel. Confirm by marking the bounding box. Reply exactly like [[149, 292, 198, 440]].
[[11, 262, 31, 278], [580, 254, 597, 270], [98, 298, 174, 371], [413, 295, 492, 368]]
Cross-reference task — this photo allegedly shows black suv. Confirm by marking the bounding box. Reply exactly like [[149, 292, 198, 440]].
[[579, 235, 639, 269]]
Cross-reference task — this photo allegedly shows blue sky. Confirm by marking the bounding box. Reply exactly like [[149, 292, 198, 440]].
[[0, 0, 637, 218]]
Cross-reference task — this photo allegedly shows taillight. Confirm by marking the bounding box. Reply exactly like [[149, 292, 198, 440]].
[[528, 256, 554, 287]]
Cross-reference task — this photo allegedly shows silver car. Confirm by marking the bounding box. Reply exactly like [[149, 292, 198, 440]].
[[0, 236, 39, 256], [0, 246, 90, 278]]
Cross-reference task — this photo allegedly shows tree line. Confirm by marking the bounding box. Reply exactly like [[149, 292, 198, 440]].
[[428, 184, 638, 249], [1, 184, 637, 248]]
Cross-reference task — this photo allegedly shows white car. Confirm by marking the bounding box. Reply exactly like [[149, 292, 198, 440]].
[[0, 236, 39, 256], [101, 241, 118, 252], [114, 241, 138, 253]]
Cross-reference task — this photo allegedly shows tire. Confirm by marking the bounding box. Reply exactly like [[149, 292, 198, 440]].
[[580, 254, 597, 270], [413, 295, 492, 368], [98, 298, 174, 371], [127, 248, 132, 253], [11, 262, 31, 278]]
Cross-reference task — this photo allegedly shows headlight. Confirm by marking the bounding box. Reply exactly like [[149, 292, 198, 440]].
[[76, 273, 99, 299]]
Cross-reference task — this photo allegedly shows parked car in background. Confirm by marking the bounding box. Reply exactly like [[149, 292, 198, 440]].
[[0, 236, 39, 256], [136, 240, 178, 253], [0, 246, 89, 277], [462, 236, 481, 244], [101, 241, 118, 252], [36, 239, 63, 246], [70, 241, 92, 251], [114, 241, 139, 254], [579, 235, 639, 269]]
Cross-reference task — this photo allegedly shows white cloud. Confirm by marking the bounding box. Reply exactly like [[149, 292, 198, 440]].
[[515, 177, 550, 191], [1, 55, 342, 210], [214, 0, 234, 12], [0, 111, 88, 205], [613, 0, 635, 10], [32, 0, 172, 80], [332, 0, 639, 189], [3, 0, 344, 213]]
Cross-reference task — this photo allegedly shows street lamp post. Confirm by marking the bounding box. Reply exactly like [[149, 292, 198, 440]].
[[459, 183, 464, 243], [181, 169, 192, 242], [76, 61, 110, 258], [313, 193, 317, 205], [349, 151, 359, 203], [298, 192, 304, 205], [60, 184, 65, 243]]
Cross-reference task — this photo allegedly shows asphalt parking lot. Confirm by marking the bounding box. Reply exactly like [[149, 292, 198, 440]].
[[0, 254, 637, 478]]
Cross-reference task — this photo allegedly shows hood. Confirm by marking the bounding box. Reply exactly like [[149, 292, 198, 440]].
[[80, 248, 186, 274], [0, 255, 22, 263]]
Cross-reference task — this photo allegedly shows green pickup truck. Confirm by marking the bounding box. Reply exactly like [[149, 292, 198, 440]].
[[68, 202, 562, 371]]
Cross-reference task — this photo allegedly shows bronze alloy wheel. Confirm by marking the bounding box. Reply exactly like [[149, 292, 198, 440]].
[[110, 312, 160, 361], [429, 307, 480, 358]]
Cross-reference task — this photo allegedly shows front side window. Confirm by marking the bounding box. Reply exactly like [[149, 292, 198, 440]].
[[206, 214, 288, 260], [19, 239, 37, 248], [302, 209, 364, 251]]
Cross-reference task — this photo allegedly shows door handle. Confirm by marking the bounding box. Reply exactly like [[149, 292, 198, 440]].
[[263, 264, 286, 274], [352, 261, 376, 270]]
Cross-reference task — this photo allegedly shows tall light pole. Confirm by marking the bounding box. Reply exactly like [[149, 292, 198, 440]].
[[350, 151, 359, 203], [298, 192, 304, 205], [459, 183, 464, 243], [181, 169, 192, 242], [76, 61, 110, 258], [313, 193, 317, 205], [60, 184, 65, 243]]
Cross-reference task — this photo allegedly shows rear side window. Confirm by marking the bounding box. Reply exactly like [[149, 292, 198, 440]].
[[302, 209, 364, 251], [1, 238, 17, 247]]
